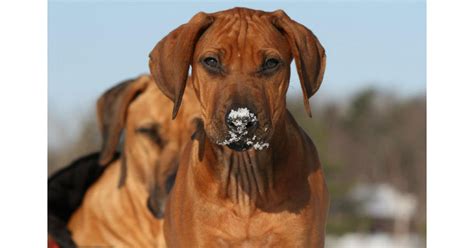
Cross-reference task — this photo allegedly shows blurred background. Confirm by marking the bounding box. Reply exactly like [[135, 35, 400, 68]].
[[48, 0, 425, 247]]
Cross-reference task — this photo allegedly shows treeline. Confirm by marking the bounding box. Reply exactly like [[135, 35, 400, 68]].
[[288, 88, 426, 236]]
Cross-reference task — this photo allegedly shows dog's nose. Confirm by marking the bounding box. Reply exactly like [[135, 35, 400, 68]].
[[147, 196, 165, 219], [225, 107, 258, 134]]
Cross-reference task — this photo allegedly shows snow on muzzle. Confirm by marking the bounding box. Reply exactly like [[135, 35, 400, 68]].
[[216, 107, 269, 151]]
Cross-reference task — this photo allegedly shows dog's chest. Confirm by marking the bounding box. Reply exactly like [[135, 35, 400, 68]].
[[197, 208, 308, 247]]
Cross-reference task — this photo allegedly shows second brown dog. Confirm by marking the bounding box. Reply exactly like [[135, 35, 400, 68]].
[[68, 75, 200, 247]]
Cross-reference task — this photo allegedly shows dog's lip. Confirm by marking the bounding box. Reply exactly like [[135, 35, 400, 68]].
[[227, 141, 252, 151], [216, 131, 270, 151]]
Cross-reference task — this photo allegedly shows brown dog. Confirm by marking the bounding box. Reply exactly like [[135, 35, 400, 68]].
[[67, 75, 200, 247], [149, 7, 329, 248]]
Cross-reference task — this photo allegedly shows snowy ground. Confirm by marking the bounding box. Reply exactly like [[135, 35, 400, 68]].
[[326, 233, 424, 248]]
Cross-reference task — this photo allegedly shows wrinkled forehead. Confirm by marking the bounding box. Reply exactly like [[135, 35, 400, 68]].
[[195, 11, 291, 61]]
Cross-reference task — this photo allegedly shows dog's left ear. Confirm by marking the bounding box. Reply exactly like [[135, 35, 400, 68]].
[[149, 12, 213, 119], [96, 77, 149, 166], [272, 10, 327, 117]]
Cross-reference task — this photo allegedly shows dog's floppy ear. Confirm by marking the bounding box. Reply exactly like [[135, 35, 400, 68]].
[[272, 10, 327, 117], [96, 78, 149, 166], [149, 12, 213, 119]]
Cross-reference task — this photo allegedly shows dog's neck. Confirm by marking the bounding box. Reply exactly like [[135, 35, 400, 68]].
[[82, 158, 163, 246], [215, 147, 275, 216], [122, 146, 169, 220], [192, 110, 301, 216]]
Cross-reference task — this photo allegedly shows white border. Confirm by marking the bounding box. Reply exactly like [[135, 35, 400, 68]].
[[428, 0, 474, 247], [3, 0, 474, 246], [0, 0, 47, 246]]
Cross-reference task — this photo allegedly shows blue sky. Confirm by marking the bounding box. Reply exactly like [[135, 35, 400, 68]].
[[48, 0, 425, 145]]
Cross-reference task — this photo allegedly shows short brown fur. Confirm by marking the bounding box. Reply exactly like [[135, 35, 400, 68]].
[[149, 8, 329, 247]]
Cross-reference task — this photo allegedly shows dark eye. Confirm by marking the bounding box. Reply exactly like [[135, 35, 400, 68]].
[[135, 124, 166, 148], [136, 126, 155, 135], [202, 56, 220, 72], [262, 58, 280, 72]]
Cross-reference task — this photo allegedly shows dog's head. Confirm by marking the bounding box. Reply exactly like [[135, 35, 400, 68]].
[[149, 8, 326, 152], [97, 75, 200, 218]]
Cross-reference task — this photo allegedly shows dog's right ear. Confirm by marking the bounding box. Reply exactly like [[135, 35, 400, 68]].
[[149, 12, 213, 119], [96, 77, 149, 166]]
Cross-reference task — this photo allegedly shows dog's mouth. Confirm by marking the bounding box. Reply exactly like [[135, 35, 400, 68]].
[[217, 132, 270, 151], [227, 140, 252, 151]]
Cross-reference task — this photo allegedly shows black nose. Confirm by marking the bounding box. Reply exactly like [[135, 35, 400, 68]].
[[147, 196, 165, 219], [225, 107, 258, 133], [226, 117, 258, 131]]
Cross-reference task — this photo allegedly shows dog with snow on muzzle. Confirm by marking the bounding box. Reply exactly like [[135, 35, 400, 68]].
[[149, 7, 330, 248]]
